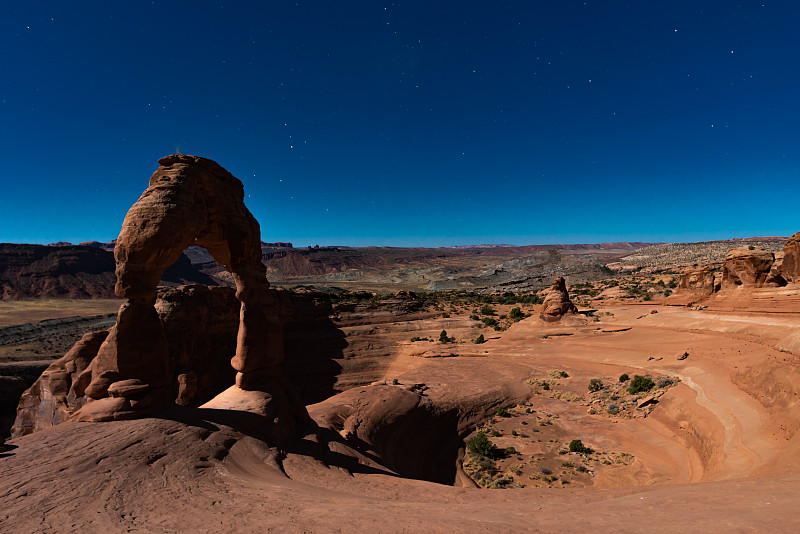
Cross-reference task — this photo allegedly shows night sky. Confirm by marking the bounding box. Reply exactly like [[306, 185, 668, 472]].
[[2, 2, 798, 247]]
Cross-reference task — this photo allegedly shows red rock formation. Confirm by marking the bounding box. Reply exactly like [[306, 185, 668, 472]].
[[721, 247, 774, 289], [779, 231, 800, 283], [79, 154, 288, 421], [665, 265, 716, 306], [11, 331, 108, 436], [539, 277, 578, 322]]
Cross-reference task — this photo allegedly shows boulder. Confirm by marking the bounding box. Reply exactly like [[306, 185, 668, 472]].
[[721, 247, 774, 289], [779, 231, 800, 283], [539, 277, 578, 322]]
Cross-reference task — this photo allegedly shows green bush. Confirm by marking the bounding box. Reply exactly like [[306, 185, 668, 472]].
[[481, 317, 498, 327], [480, 304, 496, 316], [509, 307, 524, 320], [495, 405, 511, 417], [439, 329, 450, 343], [557, 371, 569, 378], [568, 439, 593, 454], [466, 432, 496, 457], [588, 378, 603, 392], [474, 334, 486, 344], [619, 373, 629, 382], [627, 375, 655, 394]]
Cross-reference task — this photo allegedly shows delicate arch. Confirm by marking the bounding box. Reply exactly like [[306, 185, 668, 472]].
[[84, 155, 282, 411]]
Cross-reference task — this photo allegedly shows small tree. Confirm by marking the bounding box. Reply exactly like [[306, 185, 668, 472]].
[[439, 329, 450, 343], [588, 378, 603, 392], [509, 307, 524, 320], [627, 375, 655, 394], [568, 439, 593, 454], [619, 373, 630, 382], [474, 334, 486, 344], [466, 431, 496, 457]]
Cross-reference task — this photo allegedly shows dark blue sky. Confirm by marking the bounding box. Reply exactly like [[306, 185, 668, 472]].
[[2, 1, 798, 246]]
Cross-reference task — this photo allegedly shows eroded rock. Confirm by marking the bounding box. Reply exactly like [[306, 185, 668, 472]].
[[665, 266, 716, 306], [721, 247, 774, 289], [79, 155, 284, 420], [779, 231, 800, 283], [539, 277, 578, 322]]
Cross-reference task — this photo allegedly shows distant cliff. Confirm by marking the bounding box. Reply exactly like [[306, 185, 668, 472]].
[[0, 244, 216, 299]]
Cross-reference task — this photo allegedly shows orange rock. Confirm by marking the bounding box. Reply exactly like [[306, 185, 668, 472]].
[[539, 277, 578, 322], [721, 246, 774, 289], [779, 231, 800, 283]]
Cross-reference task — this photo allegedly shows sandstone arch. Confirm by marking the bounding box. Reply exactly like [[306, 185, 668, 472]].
[[81, 155, 284, 419]]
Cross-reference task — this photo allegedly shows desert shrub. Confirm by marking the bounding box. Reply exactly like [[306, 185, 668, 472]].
[[441, 312, 450, 318], [607, 403, 619, 415], [474, 334, 486, 344], [439, 330, 450, 343], [557, 371, 569, 378], [480, 304, 496, 316], [619, 373, 629, 382], [588, 378, 603, 392], [511, 429, 518, 436], [748, 244, 755, 250], [568, 439, 593, 454], [392, 378, 399, 385], [470, 314, 480, 321], [410, 336, 421, 342], [495, 405, 511, 417], [539, 466, 552, 475], [627, 375, 655, 394], [576, 465, 588, 473], [664, 289, 672, 297], [504, 446, 518, 456], [561, 462, 574, 468], [656, 377, 676, 388], [541, 381, 550, 391], [481, 317, 497, 328], [467, 432, 496, 457], [509, 307, 524, 320]]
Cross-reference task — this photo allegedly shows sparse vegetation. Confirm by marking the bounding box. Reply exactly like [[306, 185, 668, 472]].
[[466, 431, 496, 458], [568, 439, 593, 454], [474, 334, 485, 344], [439, 330, 450, 343], [627, 375, 655, 394], [588, 378, 603, 392], [619, 373, 629, 382]]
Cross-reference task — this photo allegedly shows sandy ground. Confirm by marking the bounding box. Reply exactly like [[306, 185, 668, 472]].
[[3, 300, 800, 532]]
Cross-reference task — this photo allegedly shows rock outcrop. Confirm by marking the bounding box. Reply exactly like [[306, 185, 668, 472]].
[[73, 155, 295, 423], [779, 231, 800, 283], [539, 277, 578, 322], [12, 285, 338, 437], [665, 265, 717, 306], [721, 247, 775, 289]]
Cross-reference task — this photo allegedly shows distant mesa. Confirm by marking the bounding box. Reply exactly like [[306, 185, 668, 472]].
[[539, 276, 578, 322]]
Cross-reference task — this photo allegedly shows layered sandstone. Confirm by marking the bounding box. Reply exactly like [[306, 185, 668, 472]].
[[539, 277, 578, 322], [665, 265, 716, 306], [779, 231, 800, 283], [720, 246, 774, 289]]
